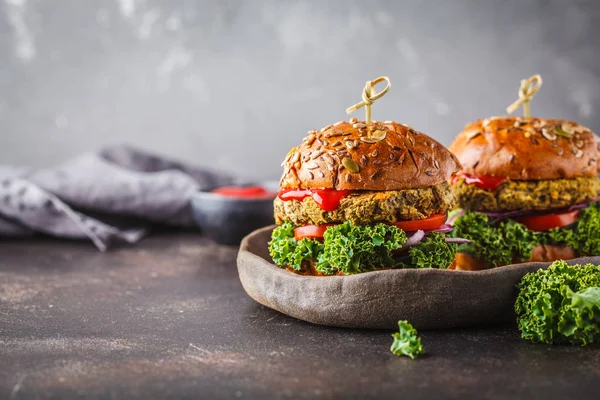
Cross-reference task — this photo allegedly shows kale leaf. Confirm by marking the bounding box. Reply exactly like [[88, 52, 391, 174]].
[[268, 221, 458, 274], [539, 203, 600, 254], [538, 226, 577, 247], [572, 202, 600, 256], [291, 238, 324, 271], [390, 320, 424, 359], [315, 221, 407, 275], [268, 222, 323, 270], [515, 260, 600, 345], [453, 203, 600, 267], [268, 221, 298, 267], [399, 233, 457, 269], [452, 212, 537, 267]]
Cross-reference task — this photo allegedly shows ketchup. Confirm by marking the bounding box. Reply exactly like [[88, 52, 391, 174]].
[[278, 188, 353, 211], [450, 172, 507, 191], [212, 186, 276, 199]]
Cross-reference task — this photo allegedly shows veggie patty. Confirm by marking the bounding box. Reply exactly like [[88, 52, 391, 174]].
[[274, 182, 455, 226], [452, 176, 600, 212]]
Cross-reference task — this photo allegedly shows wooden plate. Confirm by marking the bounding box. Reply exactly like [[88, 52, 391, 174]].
[[237, 225, 600, 329]]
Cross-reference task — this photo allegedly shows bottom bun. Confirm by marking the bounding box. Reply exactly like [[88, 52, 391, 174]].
[[287, 258, 455, 276], [283, 245, 578, 274], [286, 260, 347, 276], [450, 245, 578, 271], [449, 253, 489, 271], [524, 244, 577, 263]]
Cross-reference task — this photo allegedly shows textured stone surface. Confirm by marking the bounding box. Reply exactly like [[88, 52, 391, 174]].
[[1, 1, 599, 180], [1, 234, 599, 399]]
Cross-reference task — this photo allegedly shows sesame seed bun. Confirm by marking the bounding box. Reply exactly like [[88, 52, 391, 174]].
[[449, 117, 600, 180], [450, 245, 578, 271], [279, 120, 462, 191]]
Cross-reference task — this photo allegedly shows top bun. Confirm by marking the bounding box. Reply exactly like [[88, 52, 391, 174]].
[[449, 117, 600, 180], [279, 119, 461, 191]]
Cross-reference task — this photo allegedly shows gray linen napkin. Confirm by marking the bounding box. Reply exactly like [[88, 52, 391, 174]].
[[0, 145, 236, 250]]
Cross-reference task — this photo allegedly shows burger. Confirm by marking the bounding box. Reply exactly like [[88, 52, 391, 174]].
[[268, 118, 468, 275], [449, 117, 600, 270]]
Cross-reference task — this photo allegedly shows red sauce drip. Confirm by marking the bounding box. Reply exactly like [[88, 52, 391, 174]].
[[278, 188, 354, 211], [450, 172, 507, 191]]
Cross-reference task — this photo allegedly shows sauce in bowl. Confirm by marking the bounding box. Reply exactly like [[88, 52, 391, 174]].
[[211, 186, 276, 199]]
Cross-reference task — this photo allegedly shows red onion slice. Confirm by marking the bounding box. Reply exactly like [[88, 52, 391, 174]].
[[445, 237, 471, 244], [397, 229, 470, 251], [404, 224, 454, 235], [399, 229, 425, 250], [425, 224, 454, 234], [447, 209, 465, 225], [568, 199, 599, 211]]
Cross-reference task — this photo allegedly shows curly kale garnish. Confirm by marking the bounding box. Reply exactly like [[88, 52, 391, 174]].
[[452, 212, 537, 267], [515, 260, 600, 345], [268, 222, 323, 270], [268, 221, 459, 275], [572, 202, 600, 255], [399, 233, 457, 270], [315, 221, 407, 275], [390, 320, 424, 359], [452, 202, 600, 267]]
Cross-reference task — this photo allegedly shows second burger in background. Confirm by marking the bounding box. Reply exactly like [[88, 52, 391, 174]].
[[449, 75, 600, 270]]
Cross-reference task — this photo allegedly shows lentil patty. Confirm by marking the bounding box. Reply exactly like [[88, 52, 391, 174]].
[[452, 176, 600, 212], [274, 182, 455, 225]]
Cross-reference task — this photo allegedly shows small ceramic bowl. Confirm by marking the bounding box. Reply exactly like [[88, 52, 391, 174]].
[[190, 181, 278, 246]]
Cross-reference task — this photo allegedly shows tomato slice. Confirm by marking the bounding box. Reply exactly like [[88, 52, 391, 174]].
[[516, 210, 579, 232], [391, 213, 447, 232], [294, 224, 333, 240]]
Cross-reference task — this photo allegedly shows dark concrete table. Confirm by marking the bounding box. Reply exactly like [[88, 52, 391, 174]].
[[1, 234, 599, 399]]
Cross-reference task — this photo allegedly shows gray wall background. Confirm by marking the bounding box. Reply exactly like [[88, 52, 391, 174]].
[[1, 0, 599, 181]]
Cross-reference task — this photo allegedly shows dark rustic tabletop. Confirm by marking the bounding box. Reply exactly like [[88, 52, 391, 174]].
[[1, 234, 599, 399]]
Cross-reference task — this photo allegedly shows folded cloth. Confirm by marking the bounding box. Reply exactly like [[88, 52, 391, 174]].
[[0, 145, 237, 250]]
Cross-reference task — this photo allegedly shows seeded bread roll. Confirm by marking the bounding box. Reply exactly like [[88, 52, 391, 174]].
[[526, 244, 578, 263], [449, 117, 600, 180], [449, 245, 578, 271], [280, 120, 462, 190]]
